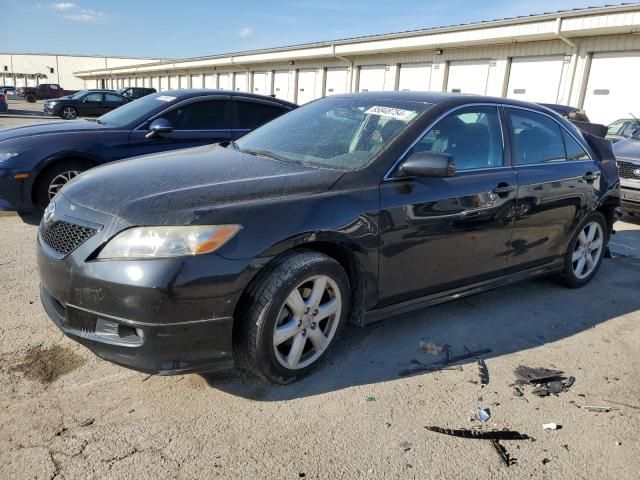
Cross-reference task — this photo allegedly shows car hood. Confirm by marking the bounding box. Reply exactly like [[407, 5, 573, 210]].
[[613, 137, 640, 161], [60, 144, 345, 225], [0, 120, 107, 143]]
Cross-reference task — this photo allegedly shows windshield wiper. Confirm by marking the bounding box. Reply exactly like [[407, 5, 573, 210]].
[[241, 149, 287, 162]]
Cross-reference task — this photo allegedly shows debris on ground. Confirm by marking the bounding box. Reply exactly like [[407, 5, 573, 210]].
[[491, 440, 516, 466], [542, 423, 560, 430], [581, 405, 612, 412], [424, 426, 531, 441], [514, 366, 575, 397], [399, 348, 491, 377], [477, 358, 489, 387], [512, 387, 524, 397], [80, 418, 94, 427], [474, 407, 491, 423], [542, 458, 552, 465], [604, 399, 640, 410], [399, 441, 412, 452], [419, 340, 446, 356], [365, 395, 376, 402]]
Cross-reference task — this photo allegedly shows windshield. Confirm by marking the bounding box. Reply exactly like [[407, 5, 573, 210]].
[[235, 97, 429, 171], [97, 92, 176, 126]]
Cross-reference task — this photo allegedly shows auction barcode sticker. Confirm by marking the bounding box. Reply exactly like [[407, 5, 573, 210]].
[[365, 106, 413, 119]]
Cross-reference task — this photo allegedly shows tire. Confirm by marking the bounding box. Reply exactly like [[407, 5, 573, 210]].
[[60, 106, 78, 120], [234, 250, 351, 384], [560, 212, 608, 288], [25, 93, 37, 103], [35, 160, 91, 210]]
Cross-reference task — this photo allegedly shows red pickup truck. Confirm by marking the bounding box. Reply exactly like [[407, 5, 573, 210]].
[[17, 84, 78, 103]]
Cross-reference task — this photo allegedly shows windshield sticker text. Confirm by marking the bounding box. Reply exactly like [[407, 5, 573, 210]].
[[365, 106, 413, 119]]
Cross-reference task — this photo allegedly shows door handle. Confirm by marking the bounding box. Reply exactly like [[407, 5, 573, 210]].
[[492, 184, 516, 195], [582, 171, 600, 182]]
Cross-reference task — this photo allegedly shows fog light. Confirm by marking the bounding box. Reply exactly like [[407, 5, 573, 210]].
[[135, 328, 144, 338]]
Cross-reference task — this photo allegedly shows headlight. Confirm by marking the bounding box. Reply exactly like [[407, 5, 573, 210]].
[[47, 101, 58, 107], [97, 225, 241, 259], [0, 152, 19, 163]]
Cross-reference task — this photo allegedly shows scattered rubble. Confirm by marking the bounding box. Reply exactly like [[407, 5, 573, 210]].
[[491, 440, 516, 466], [514, 366, 575, 397], [474, 407, 491, 423], [398, 348, 491, 377], [424, 427, 531, 441], [543, 423, 560, 430], [477, 358, 489, 387]]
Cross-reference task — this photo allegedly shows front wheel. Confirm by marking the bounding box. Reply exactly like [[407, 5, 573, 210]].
[[560, 212, 608, 288], [234, 251, 350, 384], [60, 106, 78, 120], [35, 161, 90, 210]]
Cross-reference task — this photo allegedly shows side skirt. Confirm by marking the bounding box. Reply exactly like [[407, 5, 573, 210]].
[[364, 259, 564, 325]]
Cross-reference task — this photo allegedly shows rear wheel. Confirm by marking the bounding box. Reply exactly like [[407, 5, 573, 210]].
[[35, 161, 91, 210], [234, 250, 350, 384], [560, 212, 607, 288], [25, 93, 36, 103], [60, 106, 78, 120]]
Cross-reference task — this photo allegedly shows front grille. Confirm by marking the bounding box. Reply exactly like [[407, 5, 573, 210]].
[[618, 160, 640, 180], [40, 220, 97, 256]]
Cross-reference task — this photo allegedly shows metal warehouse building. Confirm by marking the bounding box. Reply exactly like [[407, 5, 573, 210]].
[[0, 53, 163, 91], [75, 4, 640, 125]]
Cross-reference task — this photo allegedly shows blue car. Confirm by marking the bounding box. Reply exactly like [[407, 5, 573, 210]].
[[0, 90, 296, 212]]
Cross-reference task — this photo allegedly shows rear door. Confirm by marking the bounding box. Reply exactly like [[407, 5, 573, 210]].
[[127, 96, 233, 157], [79, 92, 105, 116], [378, 105, 518, 306], [102, 93, 127, 114], [231, 97, 290, 139], [504, 106, 600, 270]]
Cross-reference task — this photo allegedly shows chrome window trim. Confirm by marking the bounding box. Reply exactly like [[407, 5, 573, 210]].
[[503, 104, 594, 163], [384, 102, 506, 180]]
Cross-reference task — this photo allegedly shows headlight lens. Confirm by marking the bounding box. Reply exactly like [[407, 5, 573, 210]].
[[97, 225, 241, 259], [47, 101, 58, 107], [0, 152, 19, 163]]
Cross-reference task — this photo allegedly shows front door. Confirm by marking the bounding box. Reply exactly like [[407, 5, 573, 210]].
[[379, 105, 517, 306], [127, 97, 233, 157], [504, 107, 601, 270], [78, 92, 105, 116]]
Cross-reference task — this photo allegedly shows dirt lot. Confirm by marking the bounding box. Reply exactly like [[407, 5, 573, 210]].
[[0, 210, 638, 480]]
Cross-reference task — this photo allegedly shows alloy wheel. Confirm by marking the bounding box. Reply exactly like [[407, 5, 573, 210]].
[[48, 170, 80, 200], [572, 221, 604, 279], [273, 275, 342, 370], [62, 107, 77, 120]]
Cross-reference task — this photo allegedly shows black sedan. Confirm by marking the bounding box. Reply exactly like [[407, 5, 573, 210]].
[[43, 90, 129, 120], [0, 90, 296, 211], [37, 92, 621, 383]]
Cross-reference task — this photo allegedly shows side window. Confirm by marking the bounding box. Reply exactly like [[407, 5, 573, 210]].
[[84, 92, 104, 102], [507, 109, 565, 164], [561, 130, 590, 161], [236, 101, 287, 130], [50, 85, 59, 90], [410, 106, 504, 171], [163, 100, 229, 130], [105, 93, 126, 103]]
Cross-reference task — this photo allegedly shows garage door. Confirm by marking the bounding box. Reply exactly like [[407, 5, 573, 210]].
[[297, 69, 317, 104], [359, 65, 386, 92], [447, 60, 490, 94], [27, 77, 37, 87], [507, 56, 566, 104], [204, 74, 214, 89], [325, 67, 349, 95], [583, 51, 640, 125], [234, 73, 248, 92], [253, 72, 269, 95], [151, 77, 159, 90], [191, 75, 203, 89], [159, 77, 168, 91], [273, 71, 290, 100], [179, 75, 188, 89], [168, 76, 178, 90], [218, 74, 230, 90], [398, 63, 432, 91]]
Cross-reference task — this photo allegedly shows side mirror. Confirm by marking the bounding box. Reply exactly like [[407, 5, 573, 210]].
[[398, 151, 455, 178], [145, 118, 173, 139]]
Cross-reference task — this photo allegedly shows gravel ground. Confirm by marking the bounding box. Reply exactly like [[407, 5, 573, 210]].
[[0, 211, 638, 480]]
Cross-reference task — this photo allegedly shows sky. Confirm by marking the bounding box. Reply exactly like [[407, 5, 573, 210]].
[[0, 1, 623, 59]]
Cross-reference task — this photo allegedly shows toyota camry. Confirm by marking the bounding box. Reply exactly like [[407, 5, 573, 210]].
[[37, 92, 621, 383]]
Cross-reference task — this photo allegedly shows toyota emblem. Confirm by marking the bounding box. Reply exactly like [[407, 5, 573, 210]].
[[43, 202, 56, 223]]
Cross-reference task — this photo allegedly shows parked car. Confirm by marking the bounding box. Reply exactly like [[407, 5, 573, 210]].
[[116, 87, 156, 100], [43, 90, 130, 120], [1, 86, 16, 96], [0, 90, 296, 211], [539, 103, 590, 122], [606, 118, 640, 143], [16, 83, 77, 103], [36, 92, 621, 383], [613, 134, 640, 215], [0, 92, 7, 113]]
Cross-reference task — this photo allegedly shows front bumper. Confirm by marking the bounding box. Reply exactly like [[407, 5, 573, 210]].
[[36, 196, 264, 374], [0, 166, 34, 212]]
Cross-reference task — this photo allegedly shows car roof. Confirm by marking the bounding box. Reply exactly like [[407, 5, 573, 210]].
[[329, 91, 561, 112], [158, 89, 298, 108]]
